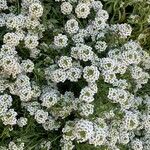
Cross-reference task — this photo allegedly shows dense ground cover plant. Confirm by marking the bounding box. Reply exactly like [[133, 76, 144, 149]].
[[0, 0, 150, 150]]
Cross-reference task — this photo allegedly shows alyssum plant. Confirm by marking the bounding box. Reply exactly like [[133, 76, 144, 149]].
[[0, 0, 150, 150]]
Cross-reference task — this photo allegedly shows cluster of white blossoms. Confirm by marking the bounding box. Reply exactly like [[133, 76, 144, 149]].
[[0, 140, 25, 150], [110, 23, 132, 38], [0, 0, 8, 11], [65, 19, 79, 34], [51, 0, 150, 149], [40, 141, 51, 150], [54, 34, 68, 48], [0, 0, 43, 130], [62, 118, 108, 148], [0, 0, 150, 150], [75, 3, 90, 19], [0, 94, 17, 126], [49, 56, 82, 83], [71, 44, 94, 61], [0, 0, 43, 76], [61, 2, 73, 15]]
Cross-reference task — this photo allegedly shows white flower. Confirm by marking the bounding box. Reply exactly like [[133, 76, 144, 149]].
[[123, 111, 139, 131], [130, 66, 143, 80], [17, 117, 28, 127], [119, 131, 130, 144], [22, 0, 41, 8], [62, 121, 76, 141], [107, 88, 119, 102], [21, 59, 34, 73], [0, 44, 17, 56], [0, 94, 13, 116], [29, 3, 43, 18], [58, 56, 72, 70], [71, 46, 79, 59], [79, 103, 94, 116], [40, 141, 51, 150], [107, 88, 131, 105], [0, 94, 13, 108], [75, 3, 90, 19], [61, 140, 74, 150], [54, 34, 68, 48], [113, 79, 128, 89], [50, 68, 67, 83], [15, 74, 30, 89], [131, 139, 143, 150], [3, 33, 19, 47], [79, 86, 95, 103], [89, 125, 106, 146], [31, 83, 41, 99], [65, 19, 79, 34], [26, 102, 41, 116], [92, 17, 106, 30], [123, 41, 142, 51], [30, 48, 40, 58], [95, 41, 107, 52], [61, 2, 73, 15], [42, 116, 60, 131], [91, 1, 103, 12], [111, 23, 132, 38], [122, 50, 141, 65], [96, 9, 109, 21], [78, 44, 94, 61], [34, 109, 48, 124], [8, 141, 25, 150], [25, 16, 40, 29], [72, 33, 85, 44], [19, 87, 33, 102], [75, 119, 94, 142], [24, 35, 39, 49], [1, 109, 17, 125], [15, 30, 25, 41], [102, 71, 117, 84], [1, 55, 22, 77], [6, 15, 25, 30], [83, 65, 100, 83], [67, 67, 82, 82], [100, 58, 116, 71], [0, 0, 8, 11], [0, 17, 5, 27], [88, 82, 98, 93], [40, 91, 58, 108]]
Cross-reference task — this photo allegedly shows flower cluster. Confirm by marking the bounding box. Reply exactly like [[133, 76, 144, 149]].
[[0, 0, 44, 137], [0, 140, 25, 150], [0, 0, 150, 150], [62, 118, 108, 148]]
